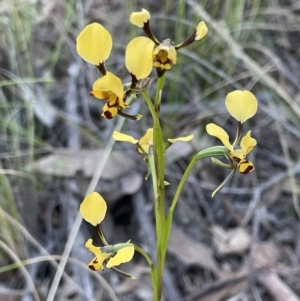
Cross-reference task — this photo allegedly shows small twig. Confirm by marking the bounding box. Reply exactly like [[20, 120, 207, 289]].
[[66, 63, 81, 149], [183, 271, 253, 301], [0, 240, 41, 301], [242, 160, 300, 224], [257, 271, 300, 301], [0, 254, 118, 301]]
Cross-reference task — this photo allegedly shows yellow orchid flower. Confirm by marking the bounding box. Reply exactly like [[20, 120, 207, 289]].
[[206, 124, 256, 173], [204, 90, 258, 197], [85, 239, 111, 271], [80, 194, 135, 273], [76, 23, 112, 66], [127, 9, 208, 75], [225, 90, 258, 124], [90, 72, 128, 119], [152, 39, 177, 70], [85, 239, 134, 271], [113, 128, 153, 154], [113, 129, 193, 154], [138, 128, 153, 153], [80, 192, 107, 226]]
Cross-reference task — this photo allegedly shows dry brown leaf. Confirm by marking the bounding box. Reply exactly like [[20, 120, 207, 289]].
[[211, 225, 251, 256], [168, 227, 219, 275], [33, 149, 136, 179]]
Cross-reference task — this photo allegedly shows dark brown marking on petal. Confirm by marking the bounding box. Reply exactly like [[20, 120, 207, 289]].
[[156, 50, 168, 63], [88, 265, 96, 271], [153, 55, 172, 70], [153, 48, 175, 70], [240, 165, 254, 174], [239, 160, 254, 174], [107, 98, 119, 108], [103, 110, 113, 119], [232, 156, 242, 163]]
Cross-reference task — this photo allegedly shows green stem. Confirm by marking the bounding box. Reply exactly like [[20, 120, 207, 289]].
[[162, 146, 227, 263], [134, 244, 153, 267], [142, 92, 166, 231], [142, 90, 166, 301], [134, 243, 157, 293], [96, 225, 108, 246], [148, 148, 161, 242], [154, 74, 166, 114]]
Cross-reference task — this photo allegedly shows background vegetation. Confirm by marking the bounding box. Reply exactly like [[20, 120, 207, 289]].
[[0, 0, 300, 300]]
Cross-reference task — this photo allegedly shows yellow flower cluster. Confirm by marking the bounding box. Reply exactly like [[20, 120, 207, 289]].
[[80, 192, 134, 271], [206, 90, 258, 174], [76, 9, 208, 119], [130, 9, 208, 71]]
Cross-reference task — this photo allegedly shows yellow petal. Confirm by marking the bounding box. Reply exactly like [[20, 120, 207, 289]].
[[231, 149, 245, 162], [238, 160, 254, 174], [85, 239, 111, 271], [90, 89, 111, 100], [80, 192, 107, 226], [125, 37, 155, 80], [87, 257, 103, 271], [107, 94, 119, 107], [93, 72, 124, 103], [101, 103, 119, 119], [85, 239, 104, 270], [112, 131, 139, 144], [195, 21, 208, 40], [76, 23, 112, 65], [225, 90, 258, 123], [106, 246, 134, 268], [139, 128, 153, 153], [130, 9, 150, 28], [168, 134, 194, 143], [206, 123, 234, 152], [240, 131, 257, 155]]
